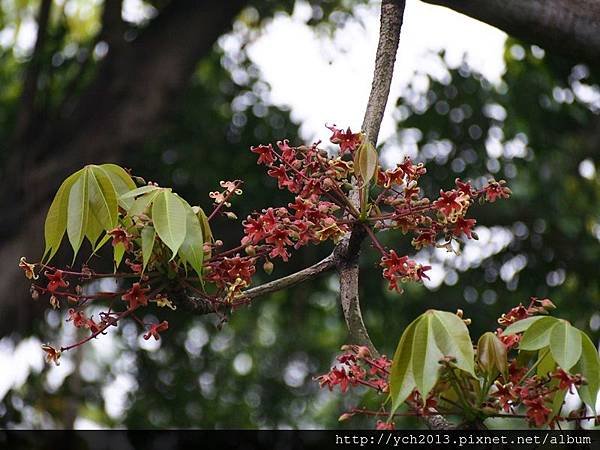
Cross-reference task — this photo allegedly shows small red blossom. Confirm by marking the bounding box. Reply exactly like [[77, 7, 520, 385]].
[[551, 369, 582, 393], [484, 180, 511, 202], [143, 321, 169, 340], [122, 282, 150, 309], [45, 270, 69, 293], [326, 125, 361, 154], [67, 308, 88, 328], [109, 227, 133, 252], [19, 257, 38, 280], [41, 344, 61, 366], [250, 144, 275, 165], [452, 217, 477, 238], [523, 397, 552, 427], [432, 189, 469, 221], [376, 420, 395, 430]]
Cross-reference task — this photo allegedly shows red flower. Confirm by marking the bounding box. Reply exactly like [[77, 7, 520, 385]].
[[41, 344, 61, 366], [492, 381, 515, 412], [432, 189, 468, 220], [326, 125, 361, 154], [143, 321, 169, 340], [484, 180, 511, 202], [45, 270, 69, 293], [498, 304, 530, 325], [551, 369, 582, 393], [452, 217, 477, 238], [523, 397, 552, 427], [109, 227, 133, 252], [496, 327, 520, 349], [67, 308, 88, 328], [122, 282, 150, 309], [455, 178, 475, 196], [276, 139, 295, 163], [250, 144, 275, 165]]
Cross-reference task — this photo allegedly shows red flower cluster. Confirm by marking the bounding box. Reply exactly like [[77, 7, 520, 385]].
[[206, 255, 257, 299], [316, 345, 390, 394], [380, 250, 431, 292]]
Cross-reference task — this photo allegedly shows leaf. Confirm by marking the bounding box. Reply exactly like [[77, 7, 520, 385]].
[[141, 226, 155, 272], [549, 320, 582, 371], [519, 316, 558, 351], [504, 316, 546, 335], [100, 163, 136, 209], [120, 185, 160, 200], [178, 199, 204, 278], [477, 331, 507, 375], [94, 233, 112, 253], [536, 349, 556, 377], [574, 331, 600, 408], [196, 207, 213, 259], [152, 190, 187, 258], [390, 319, 418, 414], [411, 312, 444, 400], [113, 241, 125, 269], [353, 140, 378, 185], [85, 211, 104, 248], [43, 170, 81, 262], [88, 166, 118, 230], [431, 310, 476, 377], [129, 190, 161, 217], [66, 170, 90, 260]]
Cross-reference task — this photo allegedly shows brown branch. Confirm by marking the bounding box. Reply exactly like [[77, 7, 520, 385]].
[[336, 0, 405, 358], [420, 0, 600, 66]]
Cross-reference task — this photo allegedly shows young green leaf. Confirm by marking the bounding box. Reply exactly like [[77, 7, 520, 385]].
[[574, 331, 600, 408], [536, 349, 556, 377], [503, 316, 546, 335], [141, 226, 156, 272], [120, 185, 161, 200], [43, 169, 81, 262], [390, 318, 419, 414], [431, 310, 475, 377], [196, 207, 213, 258], [85, 211, 105, 249], [411, 313, 444, 401], [128, 190, 161, 217], [100, 163, 137, 209], [66, 170, 90, 260], [88, 166, 118, 230], [549, 320, 582, 371], [519, 316, 558, 351], [152, 190, 187, 258], [113, 241, 125, 269], [178, 199, 204, 279], [477, 332, 507, 375]]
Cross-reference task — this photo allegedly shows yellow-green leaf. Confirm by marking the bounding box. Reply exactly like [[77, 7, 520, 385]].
[[128, 190, 161, 217], [178, 199, 204, 278], [43, 169, 82, 262], [519, 316, 558, 351], [549, 320, 582, 371], [113, 241, 125, 269], [431, 310, 475, 377], [141, 226, 155, 272], [574, 331, 600, 408], [411, 313, 444, 400], [120, 185, 160, 200], [196, 206, 213, 259], [503, 316, 547, 335], [477, 331, 507, 375], [100, 163, 136, 209], [152, 190, 187, 258], [390, 318, 418, 414], [88, 166, 118, 230], [67, 170, 90, 260]]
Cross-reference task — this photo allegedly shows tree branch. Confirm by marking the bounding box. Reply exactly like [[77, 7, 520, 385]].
[[336, 0, 405, 358], [420, 0, 600, 65]]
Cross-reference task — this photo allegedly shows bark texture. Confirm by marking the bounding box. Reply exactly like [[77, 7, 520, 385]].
[[422, 0, 600, 64]]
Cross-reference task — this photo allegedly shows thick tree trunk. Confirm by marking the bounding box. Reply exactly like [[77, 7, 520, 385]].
[[421, 0, 600, 65], [0, 0, 246, 335]]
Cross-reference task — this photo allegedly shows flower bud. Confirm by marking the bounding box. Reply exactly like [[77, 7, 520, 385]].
[[539, 298, 556, 310], [263, 260, 274, 275], [245, 245, 256, 256], [225, 212, 238, 220], [338, 413, 354, 422], [477, 331, 507, 375]]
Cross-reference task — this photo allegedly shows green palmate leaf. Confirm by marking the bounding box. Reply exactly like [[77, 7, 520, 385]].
[[88, 166, 118, 230], [430, 310, 475, 376], [85, 211, 104, 249], [549, 320, 582, 371], [141, 226, 155, 272], [178, 199, 204, 278], [43, 169, 82, 262], [113, 241, 125, 269], [129, 190, 162, 217], [152, 190, 187, 258], [67, 170, 90, 260], [536, 349, 556, 377], [411, 313, 444, 400], [353, 140, 378, 185], [503, 316, 546, 335], [101, 163, 137, 209], [390, 319, 418, 414], [519, 316, 559, 351], [574, 331, 600, 407], [120, 185, 161, 200], [94, 233, 112, 253]]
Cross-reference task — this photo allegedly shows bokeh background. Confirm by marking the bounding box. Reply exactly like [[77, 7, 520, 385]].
[[0, 0, 599, 429]]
